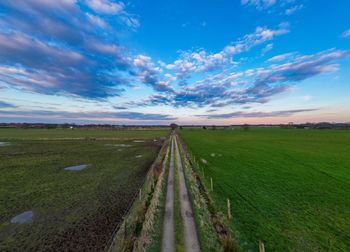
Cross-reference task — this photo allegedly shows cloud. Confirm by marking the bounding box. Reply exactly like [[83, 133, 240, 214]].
[[256, 49, 350, 85], [285, 4, 303, 15], [133, 48, 349, 110], [241, 0, 304, 14], [166, 24, 289, 77], [0, 101, 16, 108], [0, 109, 176, 121], [241, 0, 276, 10], [86, 0, 124, 14], [198, 108, 318, 119], [340, 29, 350, 38], [0, 1, 141, 99], [86, 12, 108, 28], [267, 52, 294, 62], [261, 43, 273, 55], [120, 15, 140, 29]]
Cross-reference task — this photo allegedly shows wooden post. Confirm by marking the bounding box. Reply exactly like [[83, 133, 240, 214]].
[[227, 199, 231, 219], [210, 177, 213, 192], [259, 240, 265, 252], [124, 218, 127, 237], [139, 188, 142, 200]]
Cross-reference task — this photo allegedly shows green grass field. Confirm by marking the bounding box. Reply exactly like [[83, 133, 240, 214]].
[[0, 128, 168, 250], [179, 127, 350, 251]]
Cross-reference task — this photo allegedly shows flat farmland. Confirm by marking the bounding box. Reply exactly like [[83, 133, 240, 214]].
[[179, 127, 350, 251], [0, 128, 168, 250]]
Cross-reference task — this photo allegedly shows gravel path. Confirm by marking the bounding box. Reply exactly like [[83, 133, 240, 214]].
[[161, 137, 175, 252], [174, 136, 201, 252]]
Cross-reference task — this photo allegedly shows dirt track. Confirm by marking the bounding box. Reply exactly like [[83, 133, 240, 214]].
[[161, 137, 175, 252], [161, 135, 201, 252]]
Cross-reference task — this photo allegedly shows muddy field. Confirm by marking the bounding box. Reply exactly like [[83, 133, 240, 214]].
[[0, 128, 168, 250]]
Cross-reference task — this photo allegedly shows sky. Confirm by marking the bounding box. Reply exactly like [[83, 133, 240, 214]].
[[0, 0, 349, 125]]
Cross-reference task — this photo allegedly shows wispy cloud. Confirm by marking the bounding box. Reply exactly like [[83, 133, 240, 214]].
[[0, 109, 176, 121], [86, 0, 124, 14], [0, 100, 16, 108], [165, 23, 289, 78], [267, 52, 295, 62], [197, 108, 318, 119], [131, 48, 349, 110], [340, 29, 350, 38], [241, 0, 276, 10], [285, 4, 303, 15], [241, 0, 304, 14], [256, 49, 350, 85]]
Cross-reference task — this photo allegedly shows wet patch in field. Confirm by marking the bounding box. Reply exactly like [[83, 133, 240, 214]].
[[135, 155, 143, 158], [0, 142, 11, 146], [105, 144, 131, 147], [10, 211, 34, 224], [64, 164, 88, 171], [133, 140, 145, 143]]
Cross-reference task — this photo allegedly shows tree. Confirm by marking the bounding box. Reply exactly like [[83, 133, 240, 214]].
[[170, 123, 178, 130], [202, 126, 207, 130], [212, 125, 216, 130], [179, 126, 183, 130], [242, 124, 249, 131]]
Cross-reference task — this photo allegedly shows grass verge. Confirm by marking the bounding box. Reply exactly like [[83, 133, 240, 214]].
[[176, 133, 240, 252], [108, 134, 170, 251]]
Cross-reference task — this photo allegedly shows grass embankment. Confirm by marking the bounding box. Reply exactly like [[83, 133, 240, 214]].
[[145, 144, 171, 252], [179, 127, 350, 251], [110, 134, 170, 251], [0, 128, 168, 250], [177, 135, 224, 251]]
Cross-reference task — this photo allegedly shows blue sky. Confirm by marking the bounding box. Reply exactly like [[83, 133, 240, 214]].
[[0, 0, 349, 124]]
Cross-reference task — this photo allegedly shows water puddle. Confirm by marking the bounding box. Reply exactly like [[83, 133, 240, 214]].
[[0, 142, 11, 146], [106, 144, 131, 147], [64, 164, 88, 171], [135, 155, 143, 158], [10, 211, 33, 224], [133, 140, 145, 143]]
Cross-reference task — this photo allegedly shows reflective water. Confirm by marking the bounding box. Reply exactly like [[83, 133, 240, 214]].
[[64, 164, 87, 170], [10, 211, 33, 224]]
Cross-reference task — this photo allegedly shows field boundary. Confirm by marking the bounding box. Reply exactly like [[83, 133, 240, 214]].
[[107, 132, 171, 251], [175, 132, 240, 251]]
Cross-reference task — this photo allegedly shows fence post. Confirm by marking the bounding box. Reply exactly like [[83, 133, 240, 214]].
[[124, 218, 127, 237], [227, 199, 231, 219], [139, 188, 142, 200], [259, 240, 265, 252], [210, 177, 213, 192]]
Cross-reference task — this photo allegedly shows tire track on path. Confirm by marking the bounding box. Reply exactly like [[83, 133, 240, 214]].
[[174, 136, 201, 252]]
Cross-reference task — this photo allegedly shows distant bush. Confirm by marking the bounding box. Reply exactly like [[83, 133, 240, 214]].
[[241, 124, 249, 131]]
